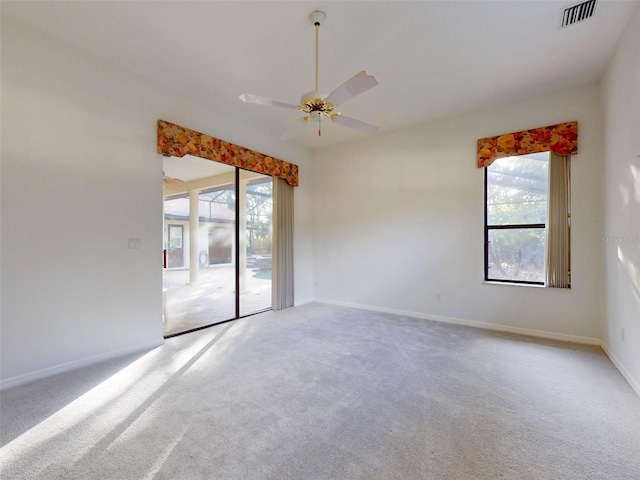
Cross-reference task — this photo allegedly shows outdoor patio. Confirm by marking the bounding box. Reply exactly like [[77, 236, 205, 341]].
[[162, 264, 271, 337]]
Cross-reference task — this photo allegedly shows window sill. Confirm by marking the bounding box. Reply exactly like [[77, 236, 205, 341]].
[[483, 281, 545, 288]]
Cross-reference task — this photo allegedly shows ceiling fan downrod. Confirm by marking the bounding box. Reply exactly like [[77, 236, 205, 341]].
[[315, 17, 319, 93], [310, 10, 325, 92], [310, 10, 326, 136]]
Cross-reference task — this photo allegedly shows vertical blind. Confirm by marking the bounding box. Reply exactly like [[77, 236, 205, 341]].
[[272, 177, 295, 309], [545, 153, 571, 288]]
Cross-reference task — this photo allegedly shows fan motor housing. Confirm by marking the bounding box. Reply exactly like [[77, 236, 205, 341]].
[[300, 91, 334, 119], [300, 91, 328, 104]]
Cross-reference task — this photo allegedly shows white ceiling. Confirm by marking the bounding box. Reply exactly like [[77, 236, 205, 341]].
[[2, 0, 637, 151]]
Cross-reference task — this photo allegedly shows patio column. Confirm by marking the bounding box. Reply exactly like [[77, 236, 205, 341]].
[[238, 176, 247, 293], [188, 188, 200, 285]]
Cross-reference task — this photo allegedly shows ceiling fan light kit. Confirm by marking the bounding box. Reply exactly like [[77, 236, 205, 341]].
[[240, 10, 379, 139]]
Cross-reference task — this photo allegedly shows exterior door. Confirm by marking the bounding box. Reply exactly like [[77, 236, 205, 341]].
[[209, 226, 232, 264]]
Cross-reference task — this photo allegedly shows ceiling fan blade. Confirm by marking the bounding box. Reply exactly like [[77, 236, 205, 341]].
[[239, 94, 299, 110], [332, 114, 378, 135], [163, 175, 190, 191], [324, 71, 379, 107], [280, 118, 308, 140]]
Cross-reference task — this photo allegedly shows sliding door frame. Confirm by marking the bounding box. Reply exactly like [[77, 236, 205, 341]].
[[235, 167, 241, 320], [163, 166, 272, 339]]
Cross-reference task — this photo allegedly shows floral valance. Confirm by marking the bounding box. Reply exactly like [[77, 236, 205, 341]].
[[157, 120, 299, 186], [477, 121, 578, 168]]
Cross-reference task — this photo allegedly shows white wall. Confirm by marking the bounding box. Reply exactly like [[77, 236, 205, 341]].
[[294, 159, 314, 305], [312, 83, 604, 340], [601, 4, 640, 394], [0, 17, 313, 388]]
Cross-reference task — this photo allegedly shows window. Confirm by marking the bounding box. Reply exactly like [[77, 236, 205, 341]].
[[484, 152, 550, 284], [168, 224, 183, 249]]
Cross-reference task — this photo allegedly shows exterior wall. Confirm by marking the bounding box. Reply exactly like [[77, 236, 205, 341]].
[[163, 219, 235, 268]]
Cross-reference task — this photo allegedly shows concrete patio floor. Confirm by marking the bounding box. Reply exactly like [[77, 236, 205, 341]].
[[162, 265, 271, 337]]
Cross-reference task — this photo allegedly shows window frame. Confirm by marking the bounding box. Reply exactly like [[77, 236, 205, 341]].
[[483, 157, 547, 286]]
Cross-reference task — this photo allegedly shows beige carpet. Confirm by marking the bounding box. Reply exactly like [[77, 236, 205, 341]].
[[1, 303, 639, 479]]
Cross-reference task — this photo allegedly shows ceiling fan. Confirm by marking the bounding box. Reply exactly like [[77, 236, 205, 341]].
[[163, 174, 189, 192], [240, 10, 379, 139]]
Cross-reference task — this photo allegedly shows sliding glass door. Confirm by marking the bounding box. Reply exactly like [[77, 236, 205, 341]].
[[240, 170, 273, 317], [162, 155, 273, 337]]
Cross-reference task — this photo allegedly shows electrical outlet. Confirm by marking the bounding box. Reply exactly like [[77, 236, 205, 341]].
[[621, 328, 625, 342], [436, 294, 442, 302]]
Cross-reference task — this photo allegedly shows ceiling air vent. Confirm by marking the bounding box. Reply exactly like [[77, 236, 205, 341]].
[[561, 0, 598, 28]]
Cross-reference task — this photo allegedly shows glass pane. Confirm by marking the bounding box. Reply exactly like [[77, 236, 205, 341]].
[[168, 225, 183, 248], [163, 157, 236, 336], [487, 153, 549, 225], [487, 228, 545, 283], [195, 184, 236, 325], [240, 170, 272, 316]]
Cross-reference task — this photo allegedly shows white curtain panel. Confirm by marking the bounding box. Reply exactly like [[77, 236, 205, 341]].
[[545, 153, 571, 288], [272, 177, 295, 309]]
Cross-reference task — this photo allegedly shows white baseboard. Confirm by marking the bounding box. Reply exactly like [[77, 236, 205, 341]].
[[294, 297, 314, 307], [0, 339, 164, 391], [314, 298, 602, 345], [600, 342, 640, 398]]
